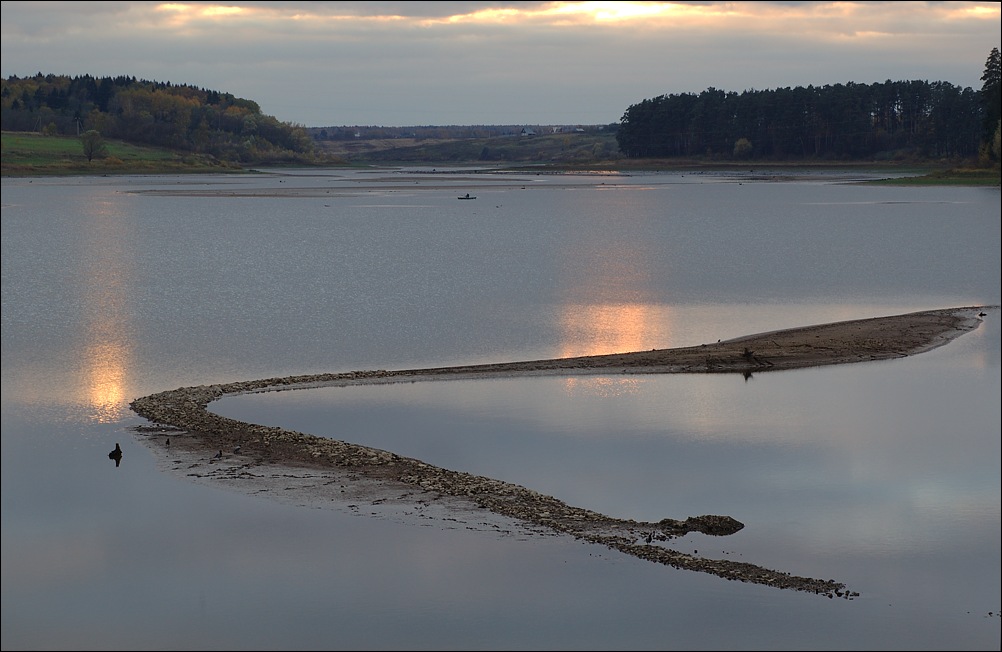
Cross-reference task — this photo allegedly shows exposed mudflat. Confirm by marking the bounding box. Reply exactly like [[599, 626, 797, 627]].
[[129, 306, 990, 598]]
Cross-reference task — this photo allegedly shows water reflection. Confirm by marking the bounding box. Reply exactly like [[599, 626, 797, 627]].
[[79, 196, 136, 423], [556, 302, 677, 396], [557, 302, 674, 357], [553, 188, 679, 397], [84, 340, 130, 423]]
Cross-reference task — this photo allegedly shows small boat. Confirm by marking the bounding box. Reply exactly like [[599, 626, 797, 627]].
[[458, 193, 476, 200]]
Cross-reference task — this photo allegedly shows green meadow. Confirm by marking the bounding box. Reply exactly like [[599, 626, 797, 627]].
[[1, 131, 239, 176]]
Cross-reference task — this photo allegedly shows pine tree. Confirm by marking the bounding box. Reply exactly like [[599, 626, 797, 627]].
[[979, 47, 1001, 149]]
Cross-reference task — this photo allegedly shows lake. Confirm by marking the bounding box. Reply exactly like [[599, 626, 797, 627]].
[[1, 167, 999, 650]]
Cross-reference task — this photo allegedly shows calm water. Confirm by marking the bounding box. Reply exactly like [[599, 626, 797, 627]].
[[2, 168, 999, 650]]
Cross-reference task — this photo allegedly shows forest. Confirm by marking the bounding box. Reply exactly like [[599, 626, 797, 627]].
[[616, 48, 1001, 164], [0, 74, 316, 164]]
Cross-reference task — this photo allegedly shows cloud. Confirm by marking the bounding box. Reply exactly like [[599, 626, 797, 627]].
[[2, 1, 998, 126]]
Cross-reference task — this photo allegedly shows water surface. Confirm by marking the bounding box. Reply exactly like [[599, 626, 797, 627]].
[[2, 168, 999, 650]]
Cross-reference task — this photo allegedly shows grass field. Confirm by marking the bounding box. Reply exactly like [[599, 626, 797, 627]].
[[1, 131, 238, 176]]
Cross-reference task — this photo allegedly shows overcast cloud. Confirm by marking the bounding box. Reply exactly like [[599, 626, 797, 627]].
[[1, 1, 999, 127]]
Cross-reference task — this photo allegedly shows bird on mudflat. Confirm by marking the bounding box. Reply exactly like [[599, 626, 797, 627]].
[[213, 450, 223, 459]]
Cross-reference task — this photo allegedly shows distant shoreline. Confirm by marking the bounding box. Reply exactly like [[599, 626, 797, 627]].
[[129, 306, 992, 597], [3, 131, 999, 184]]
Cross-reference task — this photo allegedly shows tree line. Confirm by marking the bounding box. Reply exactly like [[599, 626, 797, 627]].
[[0, 73, 315, 164], [616, 48, 1001, 164], [3, 48, 999, 166]]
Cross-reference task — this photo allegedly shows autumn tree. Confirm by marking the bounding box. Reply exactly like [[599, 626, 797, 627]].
[[733, 137, 753, 159], [80, 129, 106, 161]]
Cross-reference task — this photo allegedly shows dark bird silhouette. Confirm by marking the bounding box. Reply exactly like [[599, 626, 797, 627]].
[[233, 443, 242, 454], [213, 450, 223, 460], [165, 437, 170, 449], [109, 443, 123, 467]]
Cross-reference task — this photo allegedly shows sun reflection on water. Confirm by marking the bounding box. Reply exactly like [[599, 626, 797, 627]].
[[556, 302, 677, 396], [79, 196, 136, 423]]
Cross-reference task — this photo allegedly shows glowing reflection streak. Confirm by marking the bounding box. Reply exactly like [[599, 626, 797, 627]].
[[556, 302, 677, 396], [553, 185, 677, 397], [79, 197, 135, 423]]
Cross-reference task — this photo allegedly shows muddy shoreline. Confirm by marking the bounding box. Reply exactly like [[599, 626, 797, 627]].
[[129, 306, 990, 598]]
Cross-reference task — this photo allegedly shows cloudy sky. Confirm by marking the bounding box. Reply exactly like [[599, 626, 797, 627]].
[[1, 1, 999, 127]]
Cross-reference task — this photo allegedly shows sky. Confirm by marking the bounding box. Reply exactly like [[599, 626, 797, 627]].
[[1, 1, 999, 127]]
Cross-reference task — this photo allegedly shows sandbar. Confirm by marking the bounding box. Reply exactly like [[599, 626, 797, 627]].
[[129, 306, 991, 597]]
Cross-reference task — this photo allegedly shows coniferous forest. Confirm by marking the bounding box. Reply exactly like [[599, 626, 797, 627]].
[[616, 80, 976, 160], [616, 48, 1000, 164]]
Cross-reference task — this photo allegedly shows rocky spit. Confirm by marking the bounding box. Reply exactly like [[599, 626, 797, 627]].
[[129, 307, 988, 598]]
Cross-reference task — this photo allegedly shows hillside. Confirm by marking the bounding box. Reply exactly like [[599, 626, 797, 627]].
[[314, 129, 621, 165], [1, 73, 322, 167]]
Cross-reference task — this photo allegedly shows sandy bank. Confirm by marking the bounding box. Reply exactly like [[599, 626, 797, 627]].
[[129, 306, 991, 597]]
